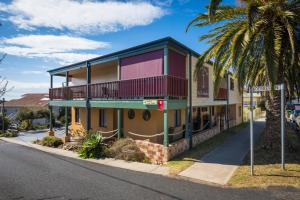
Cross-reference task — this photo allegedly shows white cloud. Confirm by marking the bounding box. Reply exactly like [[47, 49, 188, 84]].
[[21, 70, 46, 75], [0, 34, 107, 65], [1, 0, 166, 33]]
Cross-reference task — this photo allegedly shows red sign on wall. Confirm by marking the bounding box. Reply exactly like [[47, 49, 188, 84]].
[[158, 99, 164, 111]]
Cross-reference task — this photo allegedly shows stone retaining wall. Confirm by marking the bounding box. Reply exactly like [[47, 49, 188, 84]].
[[135, 124, 221, 164]]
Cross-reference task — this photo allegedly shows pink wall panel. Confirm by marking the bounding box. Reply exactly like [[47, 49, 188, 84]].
[[120, 49, 164, 80], [168, 50, 186, 78]]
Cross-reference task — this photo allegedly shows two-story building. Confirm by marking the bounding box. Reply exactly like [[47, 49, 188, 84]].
[[48, 37, 242, 163]]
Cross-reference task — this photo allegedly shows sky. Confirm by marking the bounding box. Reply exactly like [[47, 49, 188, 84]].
[[0, 0, 234, 100]]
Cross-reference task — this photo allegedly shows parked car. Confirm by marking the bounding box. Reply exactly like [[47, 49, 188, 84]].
[[289, 110, 300, 123]]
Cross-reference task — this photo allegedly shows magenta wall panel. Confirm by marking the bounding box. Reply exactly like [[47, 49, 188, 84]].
[[120, 49, 164, 80], [168, 50, 186, 78]]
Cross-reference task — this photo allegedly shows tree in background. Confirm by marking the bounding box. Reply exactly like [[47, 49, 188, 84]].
[[187, 0, 300, 150]]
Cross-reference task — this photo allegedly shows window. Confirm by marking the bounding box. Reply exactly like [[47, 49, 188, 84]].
[[230, 78, 234, 90], [197, 67, 209, 97], [239, 106, 242, 117], [211, 106, 215, 116], [128, 109, 135, 120], [201, 107, 208, 112], [75, 108, 80, 123], [174, 110, 181, 127], [99, 109, 107, 127], [142, 110, 151, 121]]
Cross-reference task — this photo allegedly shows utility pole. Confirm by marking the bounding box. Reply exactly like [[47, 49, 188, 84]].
[[1, 98, 5, 133]]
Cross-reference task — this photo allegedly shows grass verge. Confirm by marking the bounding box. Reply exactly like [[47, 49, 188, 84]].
[[228, 125, 300, 188], [165, 122, 248, 175]]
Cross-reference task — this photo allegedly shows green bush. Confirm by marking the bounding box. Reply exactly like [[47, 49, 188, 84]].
[[19, 119, 32, 130], [16, 108, 34, 122], [34, 136, 63, 147], [105, 138, 148, 162], [0, 115, 10, 130], [79, 133, 105, 159], [32, 124, 48, 130], [0, 130, 18, 137]]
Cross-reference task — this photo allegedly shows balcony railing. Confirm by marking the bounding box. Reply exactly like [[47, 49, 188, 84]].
[[49, 75, 188, 100], [214, 88, 228, 100]]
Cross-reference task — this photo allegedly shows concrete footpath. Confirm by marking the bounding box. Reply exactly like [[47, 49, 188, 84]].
[[179, 119, 266, 185], [0, 137, 169, 176]]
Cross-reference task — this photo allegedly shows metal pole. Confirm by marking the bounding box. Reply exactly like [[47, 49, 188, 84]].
[[2, 98, 4, 134], [281, 83, 285, 170], [250, 88, 254, 176]]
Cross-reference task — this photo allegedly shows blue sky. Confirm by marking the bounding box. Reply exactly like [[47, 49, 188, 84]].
[[0, 0, 234, 100]]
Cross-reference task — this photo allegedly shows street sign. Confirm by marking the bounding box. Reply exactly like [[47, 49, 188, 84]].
[[143, 99, 157, 105], [251, 84, 282, 92], [249, 83, 285, 175]]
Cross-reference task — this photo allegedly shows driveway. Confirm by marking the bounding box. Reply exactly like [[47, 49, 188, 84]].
[[17, 128, 65, 143], [179, 119, 266, 185], [0, 139, 298, 200]]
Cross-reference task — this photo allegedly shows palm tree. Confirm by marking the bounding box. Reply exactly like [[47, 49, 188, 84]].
[[187, 0, 300, 150]]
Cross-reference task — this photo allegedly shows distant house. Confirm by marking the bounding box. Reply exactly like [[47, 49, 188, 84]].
[[5, 93, 49, 116]]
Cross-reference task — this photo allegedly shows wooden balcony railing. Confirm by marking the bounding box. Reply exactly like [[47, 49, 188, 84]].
[[214, 88, 228, 100], [49, 75, 188, 100]]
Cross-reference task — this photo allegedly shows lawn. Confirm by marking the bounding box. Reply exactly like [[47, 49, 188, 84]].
[[165, 122, 249, 175], [229, 125, 300, 188]]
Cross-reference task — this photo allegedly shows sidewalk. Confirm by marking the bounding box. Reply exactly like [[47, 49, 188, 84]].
[[0, 137, 169, 176], [179, 119, 265, 185]]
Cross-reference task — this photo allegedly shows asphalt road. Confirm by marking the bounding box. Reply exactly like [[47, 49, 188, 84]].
[[0, 141, 299, 200]]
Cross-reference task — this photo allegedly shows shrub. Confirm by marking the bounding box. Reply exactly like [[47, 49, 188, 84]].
[[79, 133, 106, 159], [105, 138, 148, 162], [0, 115, 10, 130], [34, 136, 63, 148], [0, 130, 18, 137], [16, 108, 34, 122], [19, 119, 32, 130], [32, 124, 48, 130]]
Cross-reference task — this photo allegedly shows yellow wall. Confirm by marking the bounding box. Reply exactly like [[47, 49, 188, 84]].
[[123, 109, 186, 143], [71, 107, 116, 136]]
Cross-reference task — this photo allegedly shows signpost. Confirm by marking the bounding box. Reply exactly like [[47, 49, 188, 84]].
[[249, 84, 285, 175], [0, 98, 5, 134]]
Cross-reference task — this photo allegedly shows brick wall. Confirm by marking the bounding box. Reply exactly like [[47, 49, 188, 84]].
[[135, 124, 221, 164]]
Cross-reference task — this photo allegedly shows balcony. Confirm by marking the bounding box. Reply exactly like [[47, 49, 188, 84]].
[[49, 75, 188, 100], [214, 88, 228, 100]]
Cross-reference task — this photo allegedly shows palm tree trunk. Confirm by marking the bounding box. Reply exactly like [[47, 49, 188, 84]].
[[264, 90, 281, 150]]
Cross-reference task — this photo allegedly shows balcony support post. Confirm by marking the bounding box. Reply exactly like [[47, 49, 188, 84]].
[[65, 71, 69, 137], [117, 109, 122, 139], [163, 109, 169, 147], [163, 46, 169, 146], [86, 62, 91, 131], [48, 74, 54, 136], [188, 52, 193, 149], [226, 71, 229, 129]]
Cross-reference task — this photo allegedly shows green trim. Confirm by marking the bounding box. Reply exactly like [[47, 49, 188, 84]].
[[90, 100, 158, 109], [163, 110, 169, 147], [50, 99, 187, 110], [49, 100, 86, 107], [164, 99, 187, 110]]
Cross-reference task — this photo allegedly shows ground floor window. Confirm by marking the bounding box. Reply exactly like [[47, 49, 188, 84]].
[[75, 108, 80, 123], [174, 110, 181, 127], [239, 106, 242, 117], [99, 109, 107, 127], [211, 106, 215, 116]]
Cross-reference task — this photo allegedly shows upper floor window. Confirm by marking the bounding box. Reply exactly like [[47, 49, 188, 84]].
[[99, 109, 107, 127], [230, 78, 234, 90], [75, 108, 80, 123], [174, 110, 181, 127], [197, 67, 209, 97]]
